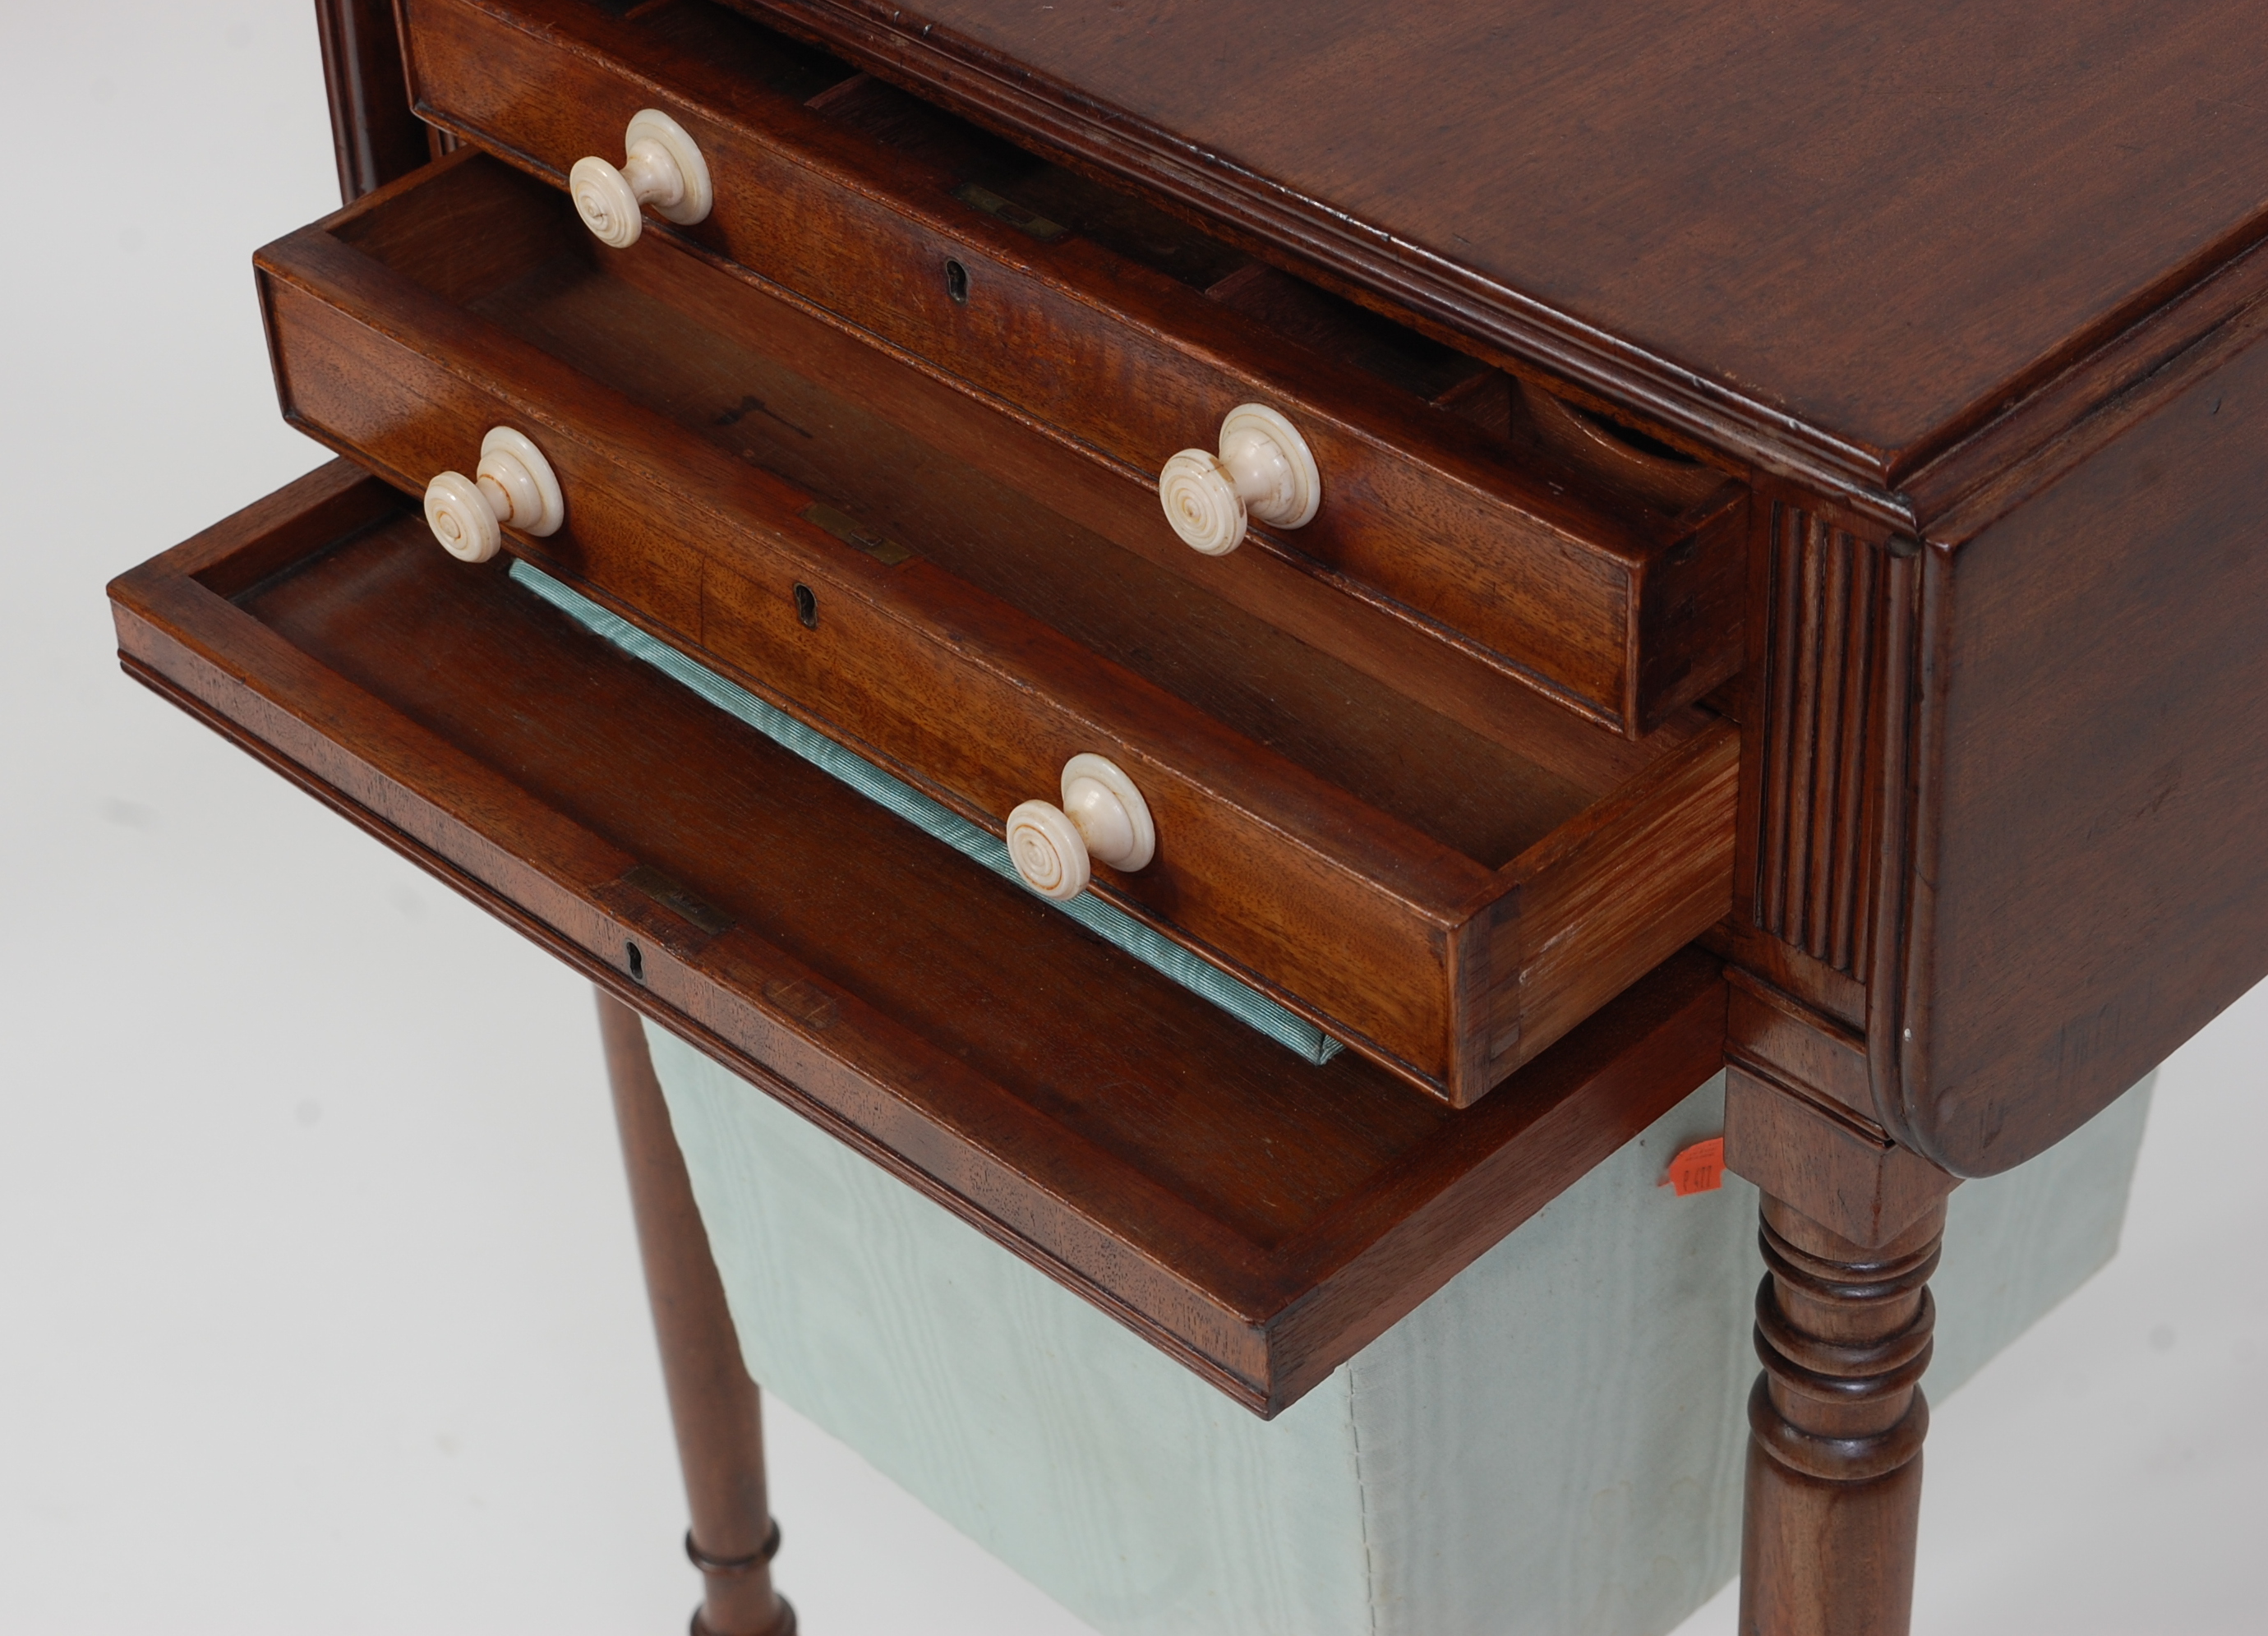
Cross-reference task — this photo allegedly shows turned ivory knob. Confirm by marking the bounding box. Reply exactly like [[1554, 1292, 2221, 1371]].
[[1006, 753, 1156, 901], [422, 427, 565, 564], [569, 108, 713, 249], [1158, 403, 1321, 556]]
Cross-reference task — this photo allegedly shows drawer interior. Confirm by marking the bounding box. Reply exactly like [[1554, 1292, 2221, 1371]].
[[508, 555, 1345, 1064], [673, 0, 1733, 518], [480, 0, 1731, 514], [109, 462, 1727, 1413], [333, 154, 1666, 871], [249, 516, 1354, 1147], [399, 0, 1751, 739], [797, 65, 1730, 518], [271, 150, 1739, 1104]]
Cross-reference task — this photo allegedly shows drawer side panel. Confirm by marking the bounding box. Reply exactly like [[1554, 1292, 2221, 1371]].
[[1482, 721, 1739, 1102]]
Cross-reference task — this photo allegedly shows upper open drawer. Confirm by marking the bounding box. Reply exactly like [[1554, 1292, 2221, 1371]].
[[395, 0, 1749, 739], [105, 460, 1728, 1413], [254, 152, 1736, 1105]]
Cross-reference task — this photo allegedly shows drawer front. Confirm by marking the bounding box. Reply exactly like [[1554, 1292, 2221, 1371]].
[[106, 461, 1731, 1411], [256, 154, 1738, 1104], [395, 0, 1748, 739]]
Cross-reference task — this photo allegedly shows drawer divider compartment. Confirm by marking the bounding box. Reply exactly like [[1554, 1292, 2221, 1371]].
[[397, 0, 1751, 737], [254, 152, 1740, 1104]]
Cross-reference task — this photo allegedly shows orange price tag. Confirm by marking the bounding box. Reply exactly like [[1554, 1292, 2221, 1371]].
[[1661, 1136, 1726, 1196]]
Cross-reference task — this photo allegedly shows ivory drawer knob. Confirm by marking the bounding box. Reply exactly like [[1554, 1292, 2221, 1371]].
[[569, 108, 714, 249], [422, 427, 565, 564], [1006, 753, 1156, 901], [1158, 403, 1321, 556]]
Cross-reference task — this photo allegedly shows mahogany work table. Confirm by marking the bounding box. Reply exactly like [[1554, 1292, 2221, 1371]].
[[108, 2, 2268, 1631]]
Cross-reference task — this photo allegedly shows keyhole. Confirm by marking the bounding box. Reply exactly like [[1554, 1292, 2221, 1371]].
[[944, 258, 969, 304], [793, 582, 818, 629], [625, 940, 646, 984]]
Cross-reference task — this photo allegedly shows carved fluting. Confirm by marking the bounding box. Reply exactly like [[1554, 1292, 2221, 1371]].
[[1754, 504, 1886, 973]]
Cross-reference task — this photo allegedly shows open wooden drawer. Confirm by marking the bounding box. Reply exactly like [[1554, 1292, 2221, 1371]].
[[105, 460, 1728, 1412], [394, 0, 1749, 740], [255, 152, 1738, 1106]]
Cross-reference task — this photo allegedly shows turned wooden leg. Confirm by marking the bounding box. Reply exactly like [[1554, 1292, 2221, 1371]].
[[1739, 1195, 1943, 1636], [597, 990, 795, 1636]]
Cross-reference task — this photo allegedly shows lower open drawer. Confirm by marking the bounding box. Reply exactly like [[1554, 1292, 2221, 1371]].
[[252, 150, 1739, 1105], [107, 461, 1727, 1413]]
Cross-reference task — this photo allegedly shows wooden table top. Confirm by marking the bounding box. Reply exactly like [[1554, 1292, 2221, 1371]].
[[744, 0, 2268, 489]]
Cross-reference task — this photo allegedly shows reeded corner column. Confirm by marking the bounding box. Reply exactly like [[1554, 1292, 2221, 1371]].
[[597, 990, 795, 1636]]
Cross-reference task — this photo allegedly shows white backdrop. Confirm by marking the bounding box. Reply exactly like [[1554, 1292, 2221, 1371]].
[[0, 4, 2259, 1633]]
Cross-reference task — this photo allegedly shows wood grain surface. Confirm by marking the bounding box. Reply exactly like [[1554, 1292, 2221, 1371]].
[[250, 150, 1739, 1102], [315, 0, 440, 203], [397, 0, 1750, 737], [1724, 1067, 1957, 1253], [1740, 1196, 1944, 1636], [106, 462, 1731, 1412], [734, 0, 2268, 502], [282, 9, 2268, 1630], [1883, 311, 2268, 1175]]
